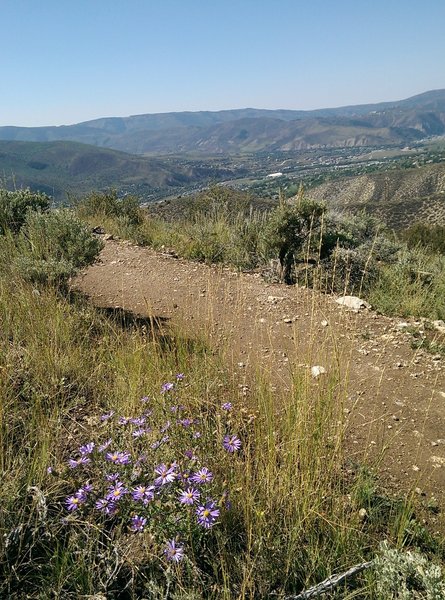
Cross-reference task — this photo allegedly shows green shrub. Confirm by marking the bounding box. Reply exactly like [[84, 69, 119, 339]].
[[368, 246, 445, 318], [374, 541, 445, 599], [0, 188, 50, 234], [263, 195, 327, 283], [15, 210, 103, 284], [13, 256, 76, 284], [21, 209, 103, 269], [75, 190, 143, 226], [402, 222, 445, 254]]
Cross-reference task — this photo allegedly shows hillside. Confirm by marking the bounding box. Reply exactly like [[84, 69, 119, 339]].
[[1, 89, 444, 155], [0, 140, 238, 200], [308, 162, 445, 228]]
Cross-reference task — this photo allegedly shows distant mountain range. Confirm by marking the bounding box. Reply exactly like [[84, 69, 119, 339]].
[[1, 90, 445, 155], [0, 140, 239, 200]]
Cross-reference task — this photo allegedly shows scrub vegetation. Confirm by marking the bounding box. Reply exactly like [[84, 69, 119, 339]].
[[1, 188, 444, 598]]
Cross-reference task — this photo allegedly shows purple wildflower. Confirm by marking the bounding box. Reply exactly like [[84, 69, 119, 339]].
[[196, 501, 220, 528], [164, 539, 185, 562], [140, 395, 150, 403], [191, 468, 213, 485], [65, 495, 84, 511], [130, 416, 146, 426], [151, 441, 161, 450], [193, 432, 201, 439], [161, 382, 174, 393], [179, 418, 193, 428], [176, 373, 185, 381], [154, 463, 177, 486], [179, 487, 200, 505], [161, 435, 170, 444], [130, 515, 147, 532], [221, 402, 232, 411], [46, 466, 53, 474], [95, 497, 117, 515], [118, 416, 130, 425], [100, 410, 114, 422], [98, 438, 112, 453], [76, 483, 93, 500], [68, 455, 90, 469], [79, 442, 95, 455], [132, 428, 146, 438], [184, 450, 194, 460], [105, 451, 131, 465], [106, 481, 128, 502], [105, 472, 120, 481], [223, 434, 242, 453], [132, 485, 155, 505]]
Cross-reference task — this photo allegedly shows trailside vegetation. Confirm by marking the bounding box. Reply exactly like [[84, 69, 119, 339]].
[[1, 187, 444, 598]]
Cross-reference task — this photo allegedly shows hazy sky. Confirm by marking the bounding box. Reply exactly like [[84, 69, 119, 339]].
[[2, 0, 444, 126]]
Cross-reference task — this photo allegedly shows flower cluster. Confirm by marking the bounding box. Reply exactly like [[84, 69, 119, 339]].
[[59, 375, 241, 563]]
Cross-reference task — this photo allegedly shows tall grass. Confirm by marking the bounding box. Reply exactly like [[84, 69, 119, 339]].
[[1, 190, 441, 597], [0, 250, 422, 598]]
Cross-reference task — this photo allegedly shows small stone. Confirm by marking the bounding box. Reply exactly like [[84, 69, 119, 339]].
[[311, 365, 327, 378], [335, 296, 371, 311], [321, 320, 329, 327], [412, 465, 420, 472], [358, 508, 368, 521]]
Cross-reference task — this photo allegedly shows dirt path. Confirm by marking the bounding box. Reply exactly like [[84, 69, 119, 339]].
[[74, 239, 445, 528]]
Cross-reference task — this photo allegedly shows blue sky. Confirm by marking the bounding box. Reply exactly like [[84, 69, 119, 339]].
[[1, 0, 444, 126]]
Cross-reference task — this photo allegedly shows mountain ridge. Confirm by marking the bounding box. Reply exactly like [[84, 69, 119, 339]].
[[1, 89, 444, 155]]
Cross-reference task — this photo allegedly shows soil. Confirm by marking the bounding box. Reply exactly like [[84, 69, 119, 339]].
[[74, 238, 445, 531]]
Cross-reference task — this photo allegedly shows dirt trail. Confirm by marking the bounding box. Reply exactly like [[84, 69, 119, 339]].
[[74, 239, 445, 527]]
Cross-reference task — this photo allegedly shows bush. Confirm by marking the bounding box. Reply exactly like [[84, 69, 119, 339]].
[[368, 246, 445, 319], [0, 188, 50, 234], [264, 195, 326, 283], [75, 190, 143, 226], [374, 541, 445, 599], [16, 210, 103, 284], [402, 222, 445, 254]]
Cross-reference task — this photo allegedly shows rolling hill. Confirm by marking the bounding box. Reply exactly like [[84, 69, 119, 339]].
[[308, 162, 445, 229], [0, 140, 239, 201], [1, 90, 444, 155]]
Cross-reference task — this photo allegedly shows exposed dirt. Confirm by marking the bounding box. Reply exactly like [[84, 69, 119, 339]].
[[74, 239, 445, 530]]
